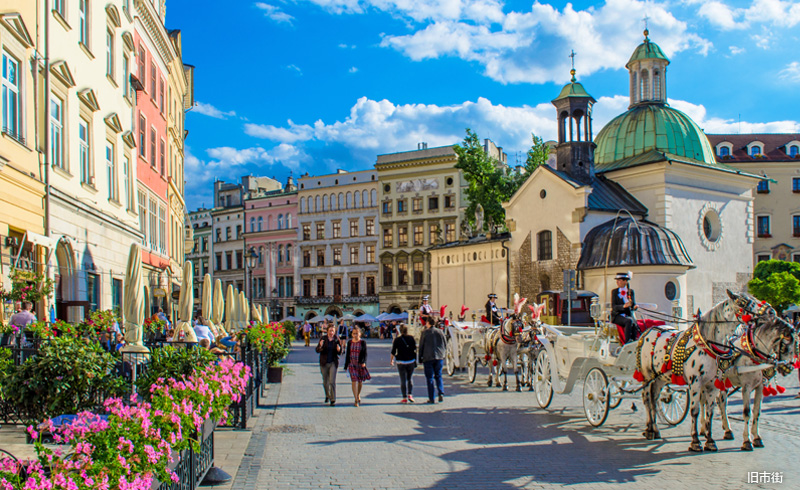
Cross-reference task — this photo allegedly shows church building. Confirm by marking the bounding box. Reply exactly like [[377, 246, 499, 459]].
[[504, 30, 758, 317]]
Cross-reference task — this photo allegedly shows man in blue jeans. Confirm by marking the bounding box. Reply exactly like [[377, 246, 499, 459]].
[[418, 317, 446, 403]]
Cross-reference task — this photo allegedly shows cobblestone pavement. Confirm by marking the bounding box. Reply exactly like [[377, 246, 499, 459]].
[[238, 339, 800, 490]]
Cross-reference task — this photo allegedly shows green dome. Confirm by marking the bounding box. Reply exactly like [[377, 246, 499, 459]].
[[627, 39, 670, 67], [552, 80, 594, 103], [594, 104, 716, 169]]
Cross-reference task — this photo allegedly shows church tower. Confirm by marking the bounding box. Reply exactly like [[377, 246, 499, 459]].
[[626, 28, 670, 107], [551, 61, 596, 184]]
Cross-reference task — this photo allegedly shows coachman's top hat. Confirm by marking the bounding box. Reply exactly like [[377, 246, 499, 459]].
[[615, 271, 632, 281], [488, 293, 498, 299]]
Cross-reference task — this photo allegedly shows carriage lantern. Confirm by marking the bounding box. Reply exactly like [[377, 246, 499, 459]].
[[589, 296, 601, 322]]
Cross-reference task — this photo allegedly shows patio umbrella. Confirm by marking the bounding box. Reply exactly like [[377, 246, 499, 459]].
[[355, 314, 378, 323], [212, 279, 226, 336], [341, 313, 357, 321], [225, 284, 236, 333], [376, 312, 390, 321], [251, 302, 262, 323], [172, 261, 198, 343], [143, 285, 151, 320], [283, 315, 303, 323], [307, 315, 323, 323], [121, 243, 148, 353], [239, 291, 248, 329]]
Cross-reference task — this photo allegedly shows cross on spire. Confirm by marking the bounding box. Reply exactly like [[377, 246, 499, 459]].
[[642, 15, 650, 39], [569, 49, 577, 81]]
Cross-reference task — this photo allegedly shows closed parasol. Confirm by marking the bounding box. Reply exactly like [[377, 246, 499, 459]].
[[172, 261, 198, 343], [121, 243, 148, 353]]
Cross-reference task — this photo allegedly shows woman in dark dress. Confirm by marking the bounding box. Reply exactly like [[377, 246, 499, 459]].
[[344, 327, 370, 406]]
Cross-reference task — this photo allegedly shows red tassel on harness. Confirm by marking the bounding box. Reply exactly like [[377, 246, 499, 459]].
[[768, 386, 778, 396], [793, 360, 800, 369], [777, 385, 786, 394], [661, 360, 672, 373], [741, 314, 752, 323], [484, 354, 491, 362], [714, 379, 725, 390], [763, 386, 770, 397], [492, 359, 498, 367], [633, 370, 645, 382], [724, 378, 733, 389], [671, 374, 686, 386]]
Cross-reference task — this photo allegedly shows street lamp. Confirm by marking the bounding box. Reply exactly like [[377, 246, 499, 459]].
[[246, 247, 259, 302]]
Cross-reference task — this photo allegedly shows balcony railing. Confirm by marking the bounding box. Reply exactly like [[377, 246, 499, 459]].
[[295, 295, 379, 305]]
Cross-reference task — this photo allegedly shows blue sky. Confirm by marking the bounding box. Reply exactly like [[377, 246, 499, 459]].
[[170, 0, 800, 209]]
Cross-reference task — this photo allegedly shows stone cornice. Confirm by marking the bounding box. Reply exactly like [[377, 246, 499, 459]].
[[375, 155, 457, 171], [133, 0, 175, 65]]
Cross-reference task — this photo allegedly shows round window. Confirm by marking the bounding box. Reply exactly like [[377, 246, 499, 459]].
[[665, 281, 678, 301], [540, 189, 547, 199], [446, 177, 454, 186], [703, 211, 721, 242], [383, 184, 390, 193]]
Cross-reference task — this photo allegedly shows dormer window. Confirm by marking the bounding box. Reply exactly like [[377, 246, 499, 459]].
[[789, 145, 799, 157], [719, 146, 730, 157], [716, 143, 733, 158], [747, 141, 764, 157]]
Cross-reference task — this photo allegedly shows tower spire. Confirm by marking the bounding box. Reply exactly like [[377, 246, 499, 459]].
[[569, 49, 577, 82], [642, 15, 650, 40]]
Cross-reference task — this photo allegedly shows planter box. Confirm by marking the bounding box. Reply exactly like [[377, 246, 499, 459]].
[[267, 366, 283, 383]]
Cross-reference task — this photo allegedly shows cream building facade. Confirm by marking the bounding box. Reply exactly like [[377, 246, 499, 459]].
[[0, 4, 47, 316], [375, 146, 463, 313], [44, 0, 140, 319], [296, 169, 380, 319], [706, 133, 800, 265]]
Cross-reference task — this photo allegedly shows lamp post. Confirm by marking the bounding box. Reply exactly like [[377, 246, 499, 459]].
[[270, 287, 279, 322], [246, 247, 258, 303]]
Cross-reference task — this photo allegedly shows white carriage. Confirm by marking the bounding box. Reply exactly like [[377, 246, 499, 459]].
[[532, 311, 690, 427], [444, 320, 490, 377]]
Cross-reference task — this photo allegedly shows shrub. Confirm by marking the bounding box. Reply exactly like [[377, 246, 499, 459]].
[[135, 345, 217, 399]]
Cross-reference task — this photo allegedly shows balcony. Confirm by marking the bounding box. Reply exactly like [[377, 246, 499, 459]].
[[342, 295, 379, 304], [295, 295, 379, 305], [296, 296, 333, 305]]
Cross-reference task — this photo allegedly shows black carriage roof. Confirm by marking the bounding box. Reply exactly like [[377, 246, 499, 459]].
[[537, 290, 598, 298]]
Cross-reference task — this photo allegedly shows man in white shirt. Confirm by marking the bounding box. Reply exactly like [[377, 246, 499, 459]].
[[193, 316, 215, 344]]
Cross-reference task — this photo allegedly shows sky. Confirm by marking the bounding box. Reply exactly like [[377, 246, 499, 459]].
[[168, 0, 800, 209]]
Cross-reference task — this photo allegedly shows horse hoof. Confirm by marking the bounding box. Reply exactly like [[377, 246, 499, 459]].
[[528, 386, 534, 392], [704, 442, 718, 452], [653, 432, 662, 440], [516, 386, 522, 392], [643, 431, 656, 441], [487, 380, 493, 387], [741, 441, 753, 451], [723, 431, 734, 441], [502, 386, 508, 392], [753, 438, 764, 448], [688, 443, 703, 453]]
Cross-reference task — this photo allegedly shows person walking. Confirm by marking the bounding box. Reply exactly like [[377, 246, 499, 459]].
[[418, 317, 447, 404], [390, 324, 417, 403], [315, 324, 341, 406], [344, 327, 370, 407], [303, 321, 312, 347]]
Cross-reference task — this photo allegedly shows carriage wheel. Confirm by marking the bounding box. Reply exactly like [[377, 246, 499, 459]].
[[445, 349, 456, 377], [467, 347, 478, 384], [533, 349, 553, 409], [583, 368, 610, 427], [608, 380, 629, 409], [658, 385, 689, 426]]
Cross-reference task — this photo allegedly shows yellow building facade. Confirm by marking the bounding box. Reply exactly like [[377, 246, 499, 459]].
[[0, 4, 47, 313]]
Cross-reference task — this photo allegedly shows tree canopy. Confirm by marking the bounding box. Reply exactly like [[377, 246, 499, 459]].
[[747, 259, 800, 312], [454, 129, 548, 232]]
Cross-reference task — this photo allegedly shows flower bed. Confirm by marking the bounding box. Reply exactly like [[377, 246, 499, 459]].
[[0, 357, 250, 490]]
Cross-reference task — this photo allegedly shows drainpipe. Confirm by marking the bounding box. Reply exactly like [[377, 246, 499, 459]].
[[43, 0, 51, 238], [501, 238, 510, 310]]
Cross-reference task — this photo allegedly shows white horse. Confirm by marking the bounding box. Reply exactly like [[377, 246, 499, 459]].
[[635, 290, 767, 451], [701, 317, 796, 450], [483, 295, 528, 391]]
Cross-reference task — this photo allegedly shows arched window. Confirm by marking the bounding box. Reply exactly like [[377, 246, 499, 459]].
[[640, 69, 649, 102], [277, 214, 283, 230], [346, 192, 352, 209], [250, 217, 255, 232], [653, 70, 661, 100], [286, 213, 292, 228], [258, 246, 264, 265], [354, 190, 361, 208], [286, 244, 292, 263], [267, 215, 273, 230], [631, 72, 637, 104], [257, 216, 263, 231], [537, 230, 553, 261], [339, 193, 344, 209], [371, 189, 377, 206], [278, 245, 283, 263], [790, 145, 799, 157], [751, 146, 762, 156], [299, 197, 305, 213], [315, 195, 320, 212], [719, 146, 730, 157]]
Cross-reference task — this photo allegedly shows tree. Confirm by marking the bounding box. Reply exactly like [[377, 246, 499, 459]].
[[454, 129, 548, 232], [747, 259, 800, 312]]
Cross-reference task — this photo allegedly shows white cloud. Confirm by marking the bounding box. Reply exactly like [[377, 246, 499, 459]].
[[286, 64, 303, 75], [729, 45, 745, 55], [244, 120, 315, 142], [669, 98, 800, 134], [695, 0, 800, 31], [779, 61, 800, 82], [255, 2, 295, 24], [193, 102, 237, 119], [296, 1, 711, 84], [338, 43, 356, 49], [349, 66, 359, 73]]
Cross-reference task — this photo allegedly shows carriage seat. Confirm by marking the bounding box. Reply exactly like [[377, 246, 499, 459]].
[[615, 318, 666, 343]]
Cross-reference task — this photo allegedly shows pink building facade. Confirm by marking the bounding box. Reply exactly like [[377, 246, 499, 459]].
[[244, 179, 298, 321]]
